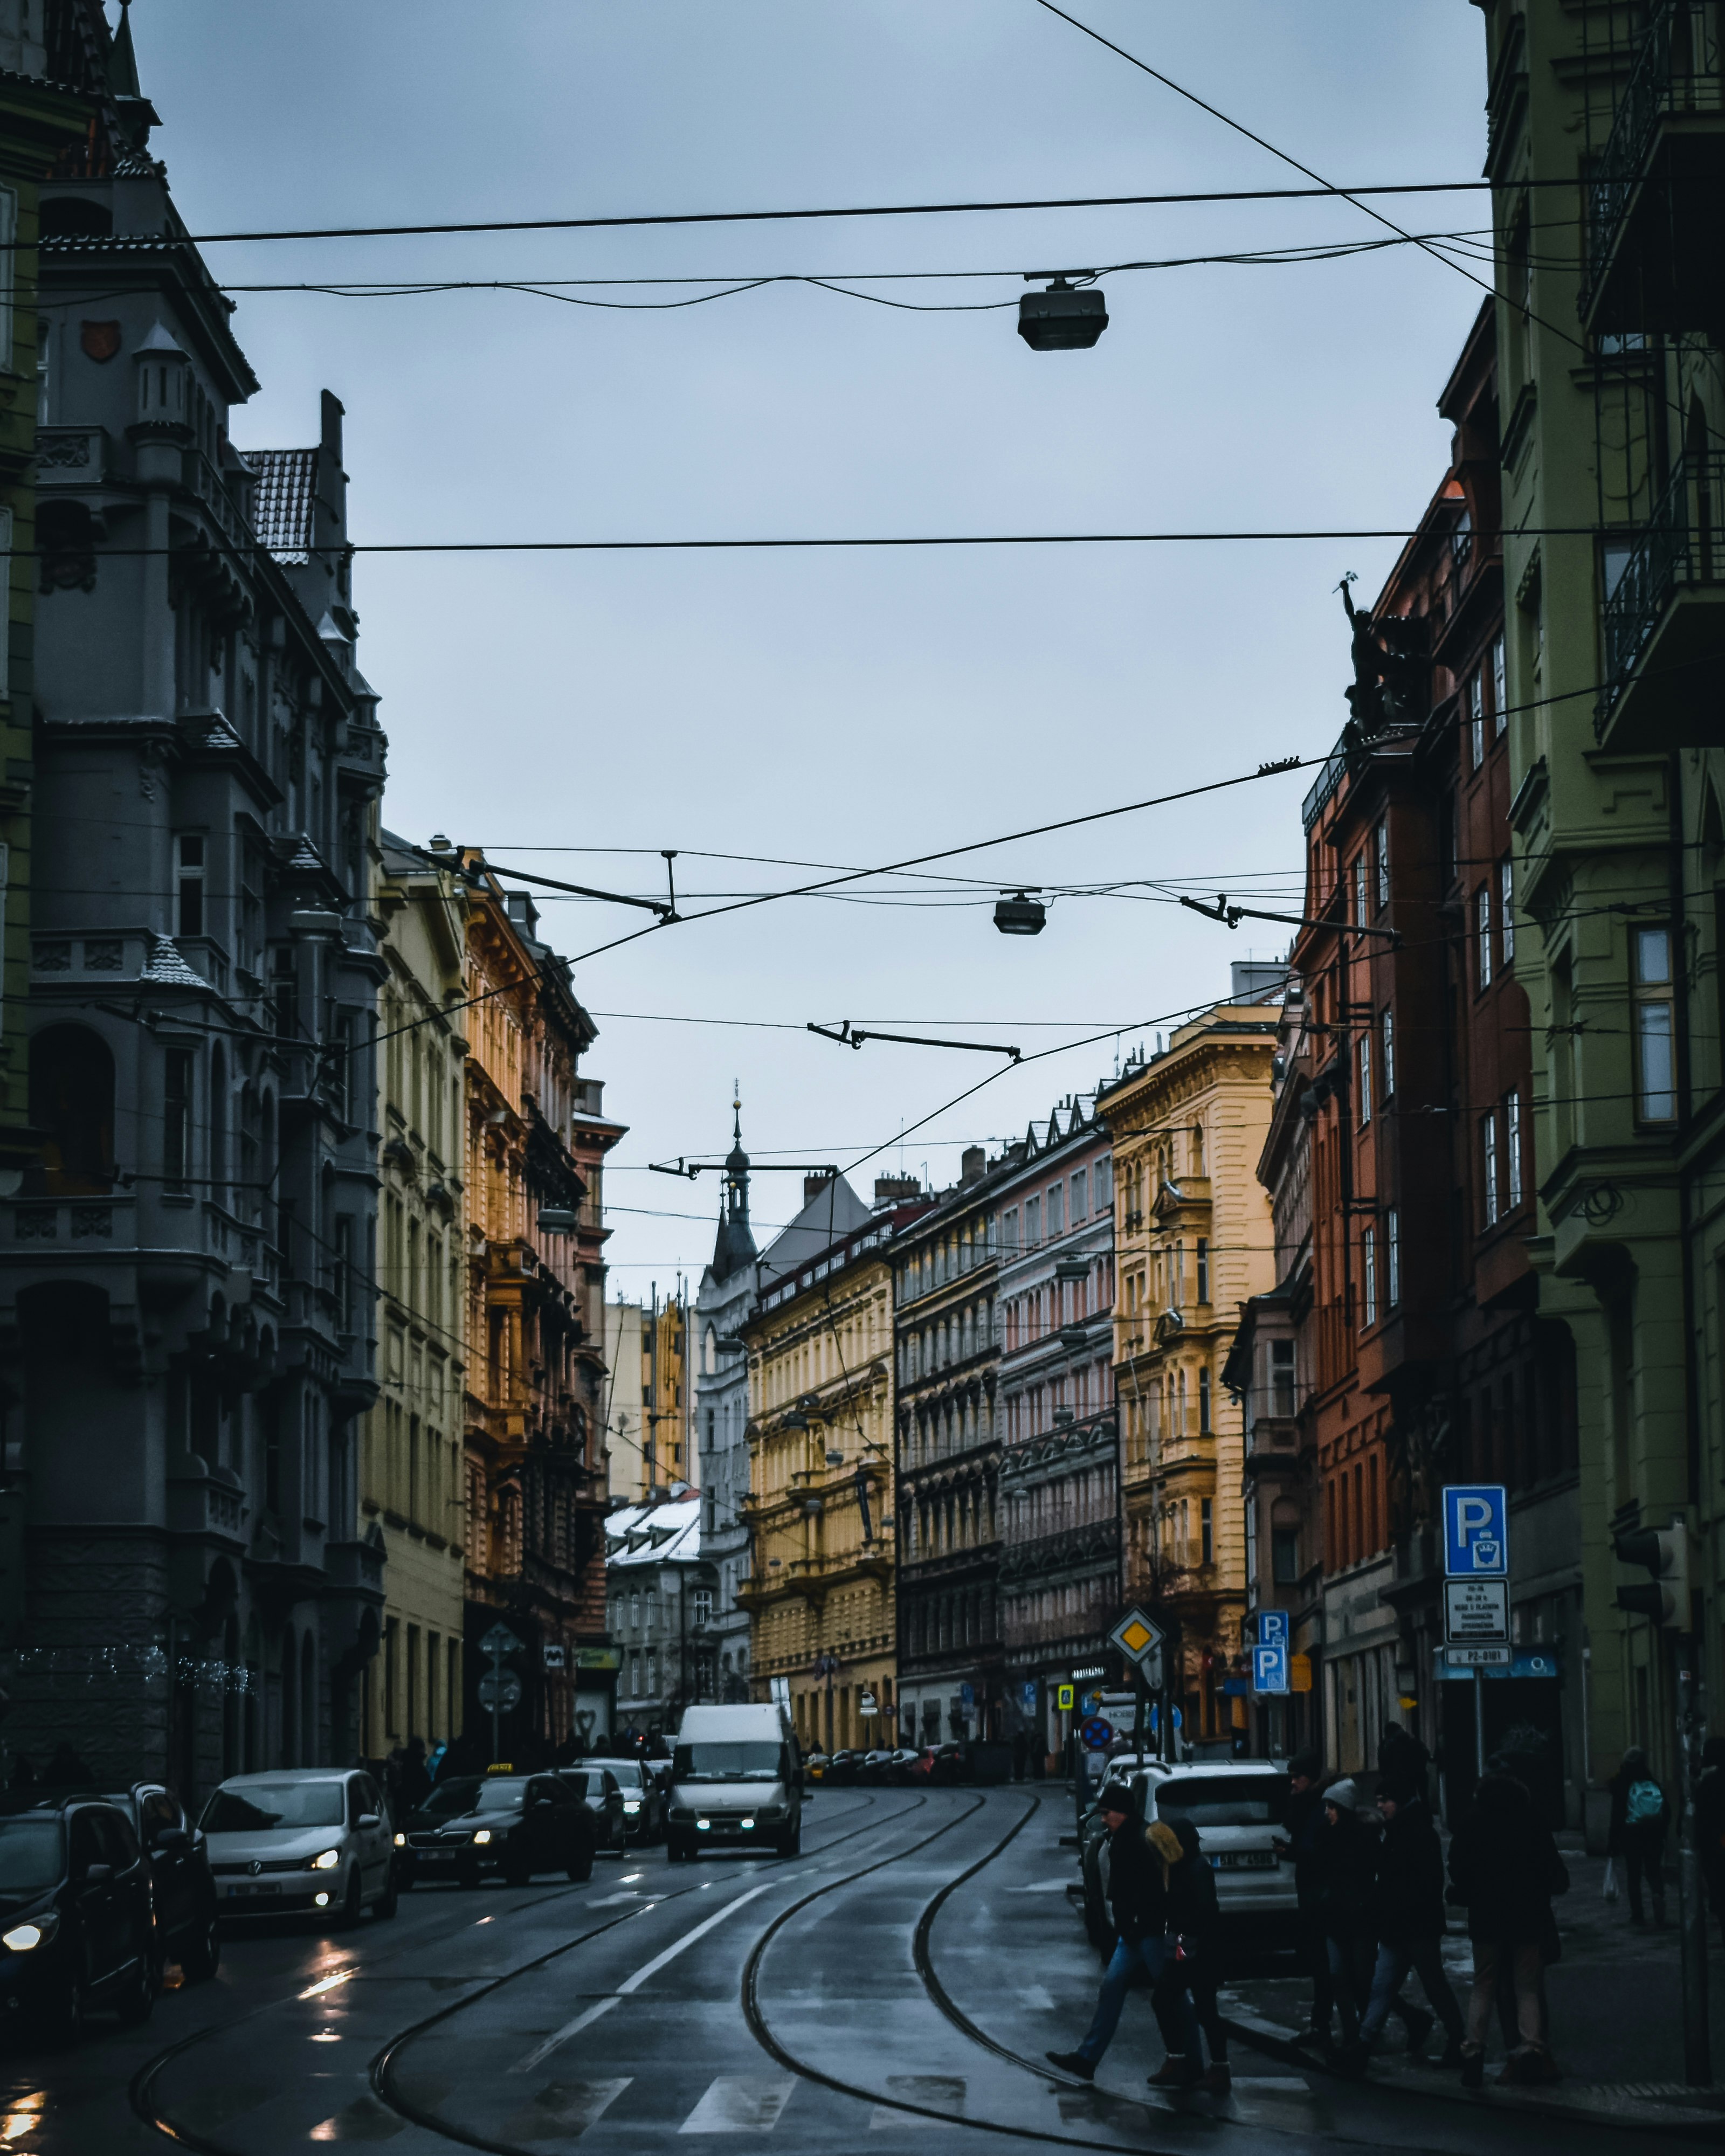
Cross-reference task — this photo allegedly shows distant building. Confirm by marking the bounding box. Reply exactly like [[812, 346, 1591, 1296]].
[[993, 1100, 1117, 1767], [691, 1105, 758, 1702], [602, 1300, 646, 1501], [361, 835, 469, 1760], [605, 1496, 712, 1735]]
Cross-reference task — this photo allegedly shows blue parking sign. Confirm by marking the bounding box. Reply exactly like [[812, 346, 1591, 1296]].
[[1257, 1611, 1290, 1647], [1252, 1644, 1289, 1694], [1443, 1484, 1508, 1577]]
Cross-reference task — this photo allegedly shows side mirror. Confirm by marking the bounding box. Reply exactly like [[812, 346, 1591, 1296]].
[[81, 1863, 115, 1888], [153, 1827, 190, 1852], [356, 1813, 381, 1830]]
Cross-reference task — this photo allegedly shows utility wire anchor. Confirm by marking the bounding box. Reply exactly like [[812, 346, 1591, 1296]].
[[806, 1020, 1020, 1060]]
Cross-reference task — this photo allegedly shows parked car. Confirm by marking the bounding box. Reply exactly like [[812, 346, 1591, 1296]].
[[1077, 1761, 1296, 1951], [557, 1765, 629, 1855], [98, 1781, 219, 1981], [0, 1795, 156, 2042], [822, 1749, 861, 1787], [201, 1768, 397, 1926], [586, 1756, 666, 1843], [665, 1703, 803, 1860], [398, 1772, 594, 1887], [857, 1749, 898, 1786]]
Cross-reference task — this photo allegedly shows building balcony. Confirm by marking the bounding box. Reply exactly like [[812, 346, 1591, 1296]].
[[1583, 1, 1725, 335], [1596, 452, 1725, 749], [997, 1518, 1120, 1586]]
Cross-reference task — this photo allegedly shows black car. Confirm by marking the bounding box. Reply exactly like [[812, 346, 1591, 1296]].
[[0, 1797, 156, 2042], [398, 1773, 594, 1888], [98, 1782, 219, 1981], [557, 1766, 629, 1855]]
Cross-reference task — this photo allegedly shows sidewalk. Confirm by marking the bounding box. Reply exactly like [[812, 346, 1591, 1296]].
[[1217, 1841, 1725, 2137]]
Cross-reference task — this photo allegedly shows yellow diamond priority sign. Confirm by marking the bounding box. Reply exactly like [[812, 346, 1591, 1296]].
[[1109, 1606, 1166, 1669]]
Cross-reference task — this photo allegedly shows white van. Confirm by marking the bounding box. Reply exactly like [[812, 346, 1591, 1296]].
[[666, 1703, 802, 1860]]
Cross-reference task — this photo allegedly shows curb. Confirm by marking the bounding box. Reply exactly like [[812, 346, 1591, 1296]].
[[1222, 2013, 1725, 2141]]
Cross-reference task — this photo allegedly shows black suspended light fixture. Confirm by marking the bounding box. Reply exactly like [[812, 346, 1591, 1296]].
[[536, 1206, 577, 1234], [1018, 273, 1108, 351], [993, 890, 1047, 936]]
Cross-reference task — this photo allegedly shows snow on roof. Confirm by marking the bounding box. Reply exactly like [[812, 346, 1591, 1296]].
[[605, 1495, 701, 1567]]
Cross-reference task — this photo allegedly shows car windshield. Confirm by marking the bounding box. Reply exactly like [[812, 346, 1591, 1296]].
[[1154, 1774, 1289, 1827], [474, 1780, 528, 1811], [200, 1783, 347, 1833], [561, 1772, 601, 1799], [0, 1815, 63, 1895], [594, 1761, 644, 1788], [671, 1742, 782, 1783], [420, 1779, 485, 1817]]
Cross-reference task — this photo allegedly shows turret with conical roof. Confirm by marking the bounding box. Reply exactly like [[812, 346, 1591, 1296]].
[[709, 1094, 757, 1283]]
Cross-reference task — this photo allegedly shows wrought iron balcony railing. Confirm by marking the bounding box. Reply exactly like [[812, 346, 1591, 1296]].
[[1584, 1, 1723, 319], [1599, 450, 1725, 729]]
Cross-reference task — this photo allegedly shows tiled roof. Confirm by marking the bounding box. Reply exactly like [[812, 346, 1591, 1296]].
[[247, 447, 316, 563], [141, 936, 208, 989]]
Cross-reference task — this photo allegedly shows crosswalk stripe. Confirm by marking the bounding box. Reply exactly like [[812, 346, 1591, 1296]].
[[679, 2076, 795, 2134]]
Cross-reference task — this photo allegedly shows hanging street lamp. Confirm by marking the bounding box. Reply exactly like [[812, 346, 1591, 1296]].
[[993, 890, 1047, 935], [1018, 274, 1108, 351]]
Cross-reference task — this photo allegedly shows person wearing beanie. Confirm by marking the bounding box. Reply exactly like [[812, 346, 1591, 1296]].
[[1351, 1774, 1464, 2070], [1045, 1785, 1194, 2083], [1275, 1751, 1335, 2047], [1148, 1815, 1229, 2093]]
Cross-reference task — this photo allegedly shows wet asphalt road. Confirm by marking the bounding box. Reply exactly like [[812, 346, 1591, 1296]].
[[2, 1787, 1638, 2154]]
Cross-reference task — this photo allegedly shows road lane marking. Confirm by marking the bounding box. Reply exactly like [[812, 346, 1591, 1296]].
[[511, 1885, 772, 2073], [680, 2076, 794, 2133]]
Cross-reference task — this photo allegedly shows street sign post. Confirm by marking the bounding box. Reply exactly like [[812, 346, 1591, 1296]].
[[1109, 1607, 1171, 1761], [1257, 1611, 1291, 1647], [478, 1622, 527, 1763], [477, 1668, 522, 1713], [1443, 1486, 1510, 1786], [478, 1622, 527, 1660], [1252, 1643, 1289, 1695]]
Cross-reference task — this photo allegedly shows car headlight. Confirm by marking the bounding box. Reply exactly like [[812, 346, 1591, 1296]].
[[696, 1818, 712, 1831], [2, 1915, 55, 1953], [312, 1849, 341, 1871], [623, 1799, 641, 1813], [472, 1829, 492, 1846], [393, 1833, 405, 1848]]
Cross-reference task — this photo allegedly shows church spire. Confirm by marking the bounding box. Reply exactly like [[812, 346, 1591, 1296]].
[[710, 1087, 756, 1282], [108, 0, 141, 100]]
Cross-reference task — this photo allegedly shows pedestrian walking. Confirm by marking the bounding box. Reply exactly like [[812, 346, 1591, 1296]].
[[1352, 1770, 1464, 2070], [1379, 1720, 1432, 1803], [1446, 1768, 1568, 2086], [1314, 1779, 1379, 2058], [1607, 1746, 1669, 1926], [1148, 1817, 1230, 2094], [1274, 1751, 1335, 2047], [1696, 1738, 1725, 1951], [1045, 1787, 1193, 2082]]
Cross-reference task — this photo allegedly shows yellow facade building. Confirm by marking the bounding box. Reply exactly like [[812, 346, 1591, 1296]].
[[1099, 995, 1279, 1744], [741, 1196, 900, 1751], [360, 835, 470, 1756]]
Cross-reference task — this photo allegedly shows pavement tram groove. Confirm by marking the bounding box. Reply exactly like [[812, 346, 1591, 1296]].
[[1, 1787, 1701, 2155]]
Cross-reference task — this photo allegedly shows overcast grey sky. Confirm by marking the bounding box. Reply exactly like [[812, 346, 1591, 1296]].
[[130, 1, 1488, 1298]]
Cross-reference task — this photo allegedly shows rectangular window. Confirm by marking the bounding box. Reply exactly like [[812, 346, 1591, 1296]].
[[1272, 1526, 1299, 1584], [1196, 1238, 1209, 1305], [1375, 816, 1389, 909], [1469, 672, 1485, 769], [1506, 1091, 1523, 1210], [1362, 1225, 1377, 1327], [1357, 1031, 1372, 1124], [1476, 883, 1493, 989], [1002, 1207, 1018, 1253], [1495, 856, 1514, 967], [1095, 1155, 1112, 1208], [1046, 1183, 1064, 1237], [1354, 854, 1367, 927], [175, 835, 205, 938], [1200, 1497, 1213, 1566], [1198, 1366, 1212, 1433], [163, 1048, 192, 1192], [1381, 1005, 1396, 1098], [1492, 634, 1507, 735], [1387, 1208, 1400, 1307], [1270, 1338, 1295, 1418], [1634, 928, 1676, 1122], [1070, 1166, 1087, 1221], [1482, 1110, 1500, 1225]]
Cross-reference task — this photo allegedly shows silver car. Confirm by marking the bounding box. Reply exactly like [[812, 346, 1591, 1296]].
[[1140, 1760, 1296, 1930], [199, 1770, 397, 1926]]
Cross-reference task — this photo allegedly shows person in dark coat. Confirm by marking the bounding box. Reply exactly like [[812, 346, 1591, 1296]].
[[1696, 1738, 1725, 1950], [1606, 1746, 1669, 1925], [1149, 1817, 1229, 2093], [1379, 1721, 1432, 1800], [1447, 1770, 1568, 2085], [1314, 1779, 1379, 2053], [1273, 1751, 1334, 2046], [1353, 1771, 1464, 2067], [40, 1742, 97, 1789], [1046, 1787, 1193, 2082]]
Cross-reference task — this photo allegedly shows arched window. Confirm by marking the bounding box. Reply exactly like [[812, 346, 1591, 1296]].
[[28, 1025, 114, 1193], [703, 1324, 716, 1375]]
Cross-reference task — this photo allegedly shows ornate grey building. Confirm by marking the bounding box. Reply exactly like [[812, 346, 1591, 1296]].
[[691, 1106, 756, 1702], [0, 9, 387, 1793]]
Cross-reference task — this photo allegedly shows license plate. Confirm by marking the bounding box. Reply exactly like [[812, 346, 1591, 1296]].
[[224, 1883, 282, 1897], [1214, 1851, 1276, 1870]]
